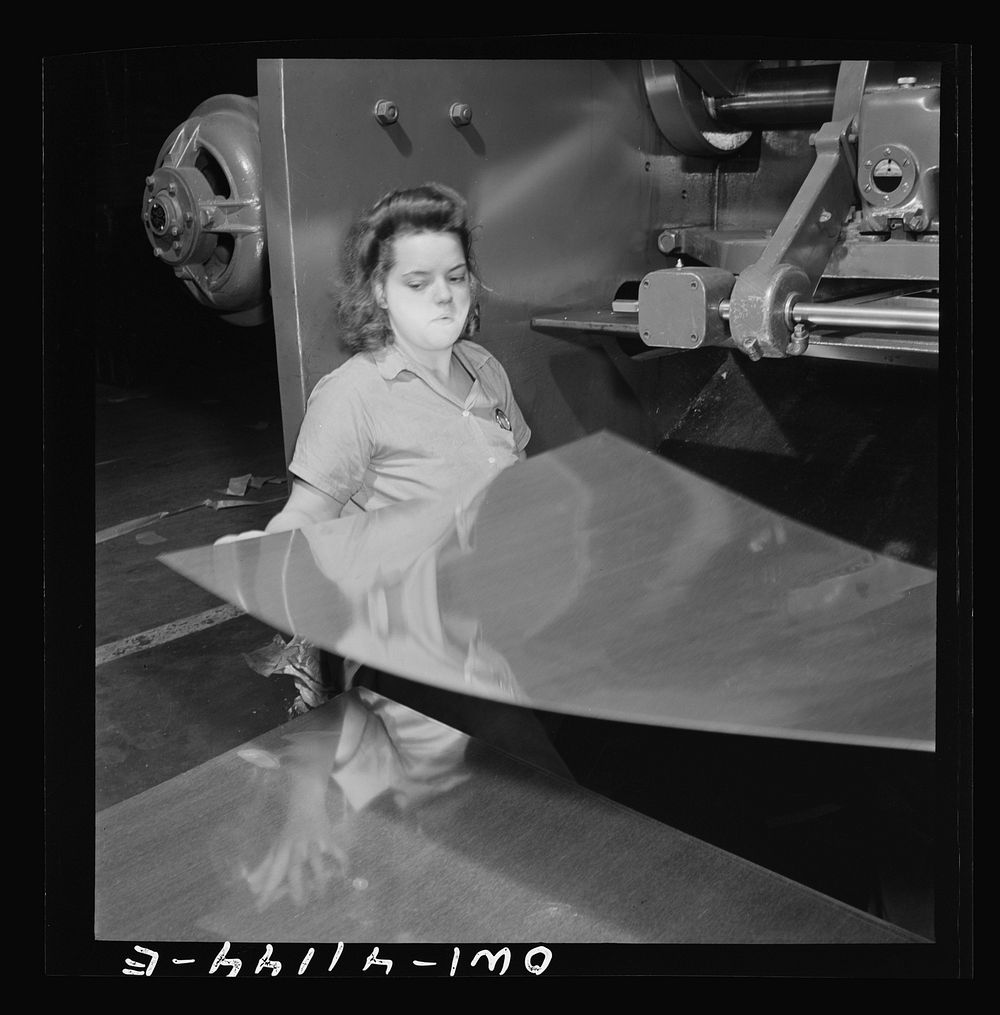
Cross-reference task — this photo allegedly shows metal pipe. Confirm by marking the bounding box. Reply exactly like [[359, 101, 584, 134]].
[[708, 64, 840, 128], [718, 299, 939, 334]]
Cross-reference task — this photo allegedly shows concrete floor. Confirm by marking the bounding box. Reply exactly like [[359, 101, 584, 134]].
[[95, 381, 299, 809]]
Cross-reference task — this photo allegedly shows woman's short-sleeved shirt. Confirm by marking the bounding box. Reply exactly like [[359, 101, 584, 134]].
[[289, 339, 531, 514]]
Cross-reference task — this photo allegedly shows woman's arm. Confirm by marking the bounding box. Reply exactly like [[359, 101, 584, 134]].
[[265, 478, 346, 532], [216, 477, 346, 544]]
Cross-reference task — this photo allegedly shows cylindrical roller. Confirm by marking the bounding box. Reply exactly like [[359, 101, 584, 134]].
[[790, 301, 939, 333], [719, 298, 939, 334], [708, 64, 840, 128]]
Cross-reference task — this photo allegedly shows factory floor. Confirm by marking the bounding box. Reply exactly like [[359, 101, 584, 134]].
[[92, 363, 936, 940], [95, 377, 298, 810]]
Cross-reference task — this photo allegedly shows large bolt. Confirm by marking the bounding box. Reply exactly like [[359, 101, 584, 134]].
[[373, 99, 399, 125], [170, 226, 180, 237], [818, 209, 832, 224], [168, 182, 177, 196], [449, 102, 473, 127], [153, 247, 162, 258], [145, 175, 156, 189], [657, 230, 680, 253]]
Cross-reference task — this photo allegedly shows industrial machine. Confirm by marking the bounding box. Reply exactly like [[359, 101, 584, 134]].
[[141, 58, 942, 464], [128, 56, 951, 948]]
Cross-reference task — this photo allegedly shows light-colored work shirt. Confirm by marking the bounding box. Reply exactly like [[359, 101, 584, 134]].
[[289, 339, 531, 513]]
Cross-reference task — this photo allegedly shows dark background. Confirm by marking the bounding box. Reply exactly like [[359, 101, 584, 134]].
[[45, 45, 280, 407]]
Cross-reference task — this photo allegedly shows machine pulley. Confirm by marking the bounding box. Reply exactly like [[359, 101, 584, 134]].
[[141, 94, 269, 326]]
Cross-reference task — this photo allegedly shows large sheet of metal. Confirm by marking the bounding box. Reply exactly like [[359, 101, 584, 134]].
[[162, 432, 935, 751], [96, 688, 924, 943]]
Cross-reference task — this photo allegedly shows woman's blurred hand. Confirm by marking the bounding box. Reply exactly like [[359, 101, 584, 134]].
[[242, 770, 349, 909], [214, 530, 267, 546]]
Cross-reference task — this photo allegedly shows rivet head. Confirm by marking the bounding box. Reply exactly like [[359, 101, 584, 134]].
[[168, 182, 177, 195]]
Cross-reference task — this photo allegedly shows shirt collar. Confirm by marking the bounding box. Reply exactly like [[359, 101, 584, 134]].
[[372, 342, 411, 381], [372, 340, 489, 382]]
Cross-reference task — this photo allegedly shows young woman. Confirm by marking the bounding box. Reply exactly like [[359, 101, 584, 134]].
[[220, 183, 537, 715], [217, 187, 558, 907], [223, 181, 530, 544]]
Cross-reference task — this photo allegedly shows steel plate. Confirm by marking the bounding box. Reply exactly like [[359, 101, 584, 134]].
[[161, 431, 936, 750]]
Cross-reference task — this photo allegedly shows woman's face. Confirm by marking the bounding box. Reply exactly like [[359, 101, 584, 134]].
[[377, 231, 471, 360]]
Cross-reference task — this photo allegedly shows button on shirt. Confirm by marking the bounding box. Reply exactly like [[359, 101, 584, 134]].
[[289, 339, 531, 514]]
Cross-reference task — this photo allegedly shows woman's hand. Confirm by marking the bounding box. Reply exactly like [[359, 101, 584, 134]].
[[242, 771, 349, 909], [214, 479, 344, 546], [214, 530, 267, 546]]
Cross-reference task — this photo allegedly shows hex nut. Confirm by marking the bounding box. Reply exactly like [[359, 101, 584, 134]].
[[449, 103, 473, 127], [373, 100, 399, 125]]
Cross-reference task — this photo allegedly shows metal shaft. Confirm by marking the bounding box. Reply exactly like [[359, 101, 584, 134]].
[[718, 299, 939, 334], [708, 64, 840, 128]]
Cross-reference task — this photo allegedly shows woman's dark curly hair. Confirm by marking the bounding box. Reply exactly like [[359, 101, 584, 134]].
[[338, 182, 481, 353]]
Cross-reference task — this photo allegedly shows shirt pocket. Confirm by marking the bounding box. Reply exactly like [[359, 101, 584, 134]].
[[477, 406, 519, 460]]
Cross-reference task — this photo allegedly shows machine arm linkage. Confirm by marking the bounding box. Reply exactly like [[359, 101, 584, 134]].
[[726, 61, 870, 359]]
